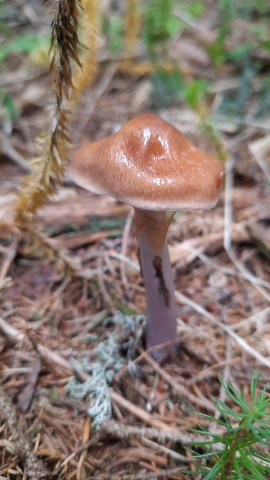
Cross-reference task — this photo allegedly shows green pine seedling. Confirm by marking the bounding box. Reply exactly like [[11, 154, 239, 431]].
[[190, 374, 270, 479]]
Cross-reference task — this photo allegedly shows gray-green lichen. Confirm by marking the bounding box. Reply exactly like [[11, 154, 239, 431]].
[[65, 313, 145, 428]]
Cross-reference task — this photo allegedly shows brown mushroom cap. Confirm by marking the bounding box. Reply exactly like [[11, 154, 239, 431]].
[[70, 113, 224, 211]]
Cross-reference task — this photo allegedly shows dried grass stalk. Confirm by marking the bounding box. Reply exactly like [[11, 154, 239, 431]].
[[71, 0, 100, 104], [125, 0, 140, 56]]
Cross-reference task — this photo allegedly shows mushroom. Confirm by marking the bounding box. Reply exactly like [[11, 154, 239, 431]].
[[70, 113, 224, 362]]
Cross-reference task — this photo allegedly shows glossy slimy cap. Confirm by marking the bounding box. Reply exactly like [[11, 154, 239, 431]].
[[70, 113, 224, 211]]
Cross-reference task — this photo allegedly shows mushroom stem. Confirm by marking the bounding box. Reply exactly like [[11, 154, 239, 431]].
[[134, 209, 177, 362]]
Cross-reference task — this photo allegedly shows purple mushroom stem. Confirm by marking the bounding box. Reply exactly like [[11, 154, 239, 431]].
[[134, 208, 177, 362]]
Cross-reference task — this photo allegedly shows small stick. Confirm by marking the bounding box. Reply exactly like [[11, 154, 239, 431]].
[[230, 307, 270, 332], [141, 436, 190, 463], [0, 317, 71, 371], [175, 292, 270, 369], [90, 466, 187, 480], [110, 390, 180, 434], [17, 357, 42, 413], [84, 250, 140, 272], [140, 349, 215, 412], [169, 225, 249, 266], [0, 235, 20, 281], [0, 132, 31, 172], [76, 417, 91, 480], [223, 156, 270, 302], [100, 420, 206, 445], [120, 209, 134, 297], [186, 356, 241, 385], [249, 134, 270, 183], [197, 250, 270, 289], [97, 256, 115, 309]]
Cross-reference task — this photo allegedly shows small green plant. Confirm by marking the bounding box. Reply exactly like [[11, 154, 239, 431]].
[[184, 79, 209, 110], [142, 0, 181, 61], [149, 69, 185, 108], [0, 33, 50, 62], [0, 89, 20, 121], [208, 0, 235, 67], [191, 374, 270, 479], [104, 16, 123, 53]]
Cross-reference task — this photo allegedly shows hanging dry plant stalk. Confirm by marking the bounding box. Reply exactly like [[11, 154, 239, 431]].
[[50, 0, 83, 107], [125, 0, 140, 56], [118, 0, 141, 75], [15, 0, 100, 225], [71, 0, 100, 105]]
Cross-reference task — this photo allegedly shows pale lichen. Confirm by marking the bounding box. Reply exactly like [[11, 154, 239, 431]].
[[65, 313, 145, 428]]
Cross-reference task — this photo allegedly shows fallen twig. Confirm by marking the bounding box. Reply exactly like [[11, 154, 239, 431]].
[[0, 132, 31, 172], [90, 467, 187, 479], [120, 209, 134, 297], [110, 390, 180, 434], [249, 134, 270, 183], [175, 291, 270, 369], [139, 349, 216, 412], [0, 316, 71, 371], [17, 356, 42, 413], [223, 156, 270, 302], [247, 222, 270, 261], [0, 386, 48, 479], [0, 233, 20, 282], [100, 420, 207, 445]]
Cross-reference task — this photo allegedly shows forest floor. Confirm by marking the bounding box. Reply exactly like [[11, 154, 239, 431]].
[[0, 1, 270, 479]]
